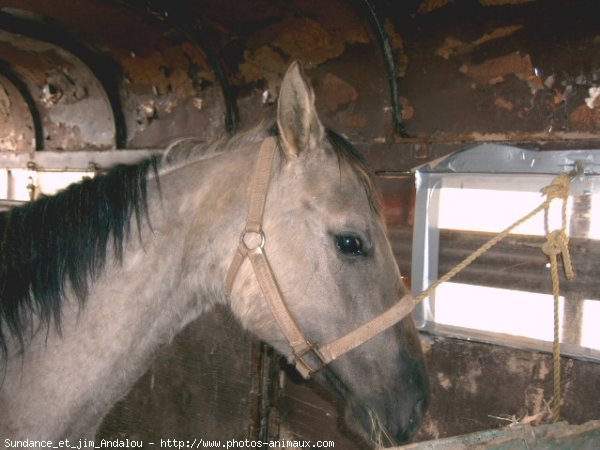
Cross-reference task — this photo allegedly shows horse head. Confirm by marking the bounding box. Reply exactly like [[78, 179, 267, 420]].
[[228, 62, 429, 446]]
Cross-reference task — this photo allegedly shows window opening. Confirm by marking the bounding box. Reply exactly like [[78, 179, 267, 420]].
[[412, 144, 600, 361]]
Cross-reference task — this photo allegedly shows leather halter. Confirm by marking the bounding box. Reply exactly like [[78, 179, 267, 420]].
[[226, 137, 415, 378]]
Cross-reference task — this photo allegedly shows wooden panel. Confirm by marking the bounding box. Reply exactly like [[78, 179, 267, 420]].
[[98, 306, 257, 441]]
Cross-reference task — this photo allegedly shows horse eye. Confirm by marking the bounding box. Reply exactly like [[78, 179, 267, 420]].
[[335, 235, 364, 256]]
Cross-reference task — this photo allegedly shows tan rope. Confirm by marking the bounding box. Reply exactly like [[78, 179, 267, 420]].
[[540, 173, 576, 422], [413, 200, 548, 305], [412, 173, 576, 423]]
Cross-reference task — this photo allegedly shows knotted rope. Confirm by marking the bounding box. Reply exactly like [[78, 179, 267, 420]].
[[412, 173, 576, 423], [540, 173, 576, 422]]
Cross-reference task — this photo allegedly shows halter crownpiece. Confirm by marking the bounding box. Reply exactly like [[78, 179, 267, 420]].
[[226, 137, 415, 378]]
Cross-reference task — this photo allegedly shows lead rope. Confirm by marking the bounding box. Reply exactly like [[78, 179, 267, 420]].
[[541, 174, 576, 422], [412, 173, 576, 423]]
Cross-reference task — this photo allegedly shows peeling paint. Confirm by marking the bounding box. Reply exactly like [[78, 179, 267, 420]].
[[585, 86, 600, 109], [399, 97, 415, 120], [238, 45, 287, 99], [494, 97, 514, 111], [340, 114, 367, 129], [272, 17, 345, 65], [320, 73, 357, 113], [459, 51, 533, 84], [480, 0, 535, 5], [385, 20, 409, 77], [570, 99, 600, 132], [120, 50, 197, 99], [436, 25, 524, 60], [418, 0, 457, 14]]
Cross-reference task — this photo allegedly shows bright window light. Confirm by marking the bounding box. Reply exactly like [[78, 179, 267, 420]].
[[435, 282, 564, 342], [438, 188, 571, 237], [1, 169, 93, 201], [36, 171, 94, 195], [433, 187, 600, 353], [0, 170, 7, 198], [590, 194, 600, 240], [581, 300, 600, 351]]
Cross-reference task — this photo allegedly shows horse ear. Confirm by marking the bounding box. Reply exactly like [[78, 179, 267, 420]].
[[277, 61, 325, 158]]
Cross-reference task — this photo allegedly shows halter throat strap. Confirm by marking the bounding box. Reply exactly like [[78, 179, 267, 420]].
[[226, 137, 415, 378]]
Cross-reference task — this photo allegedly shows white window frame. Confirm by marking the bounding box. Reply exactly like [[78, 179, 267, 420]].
[[411, 144, 600, 362]]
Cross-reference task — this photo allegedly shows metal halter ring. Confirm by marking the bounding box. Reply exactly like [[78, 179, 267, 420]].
[[240, 229, 266, 251]]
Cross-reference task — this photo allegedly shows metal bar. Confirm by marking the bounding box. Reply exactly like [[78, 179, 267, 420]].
[[0, 149, 162, 171], [359, 0, 408, 138]]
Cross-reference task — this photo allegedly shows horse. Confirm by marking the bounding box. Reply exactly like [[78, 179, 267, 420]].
[[0, 62, 429, 448]]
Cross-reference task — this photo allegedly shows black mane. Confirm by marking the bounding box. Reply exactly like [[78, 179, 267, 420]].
[[0, 157, 159, 358], [0, 127, 378, 360], [324, 128, 382, 217]]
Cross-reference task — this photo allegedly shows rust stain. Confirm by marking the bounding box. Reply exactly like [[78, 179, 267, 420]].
[[341, 114, 367, 129], [418, 0, 456, 14], [180, 42, 213, 82], [238, 46, 287, 85], [385, 20, 409, 77], [120, 46, 209, 103], [399, 97, 415, 120], [554, 91, 566, 105], [271, 17, 345, 65], [310, 0, 369, 47], [480, 0, 535, 5], [459, 51, 533, 83], [0, 0, 181, 63], [394, 130, 600, 144], [569, 98, 600, 132], [237, 15, 348, 87], [0, 41, 66, 86], [494, 97, 514, 111], [238, 2, 369, 84], [436, 37, 467, 60], [525, 74, 545, 95], [238, 46, 288, 102], [436, 25, 524, 59], [320, 73, 358, 113]]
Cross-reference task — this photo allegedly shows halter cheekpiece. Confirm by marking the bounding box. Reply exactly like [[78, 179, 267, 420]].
[[226, 137, 415, 378]]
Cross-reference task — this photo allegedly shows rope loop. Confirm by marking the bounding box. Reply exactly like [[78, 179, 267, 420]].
[[539, 172, 576, 422], [540, 173, 570, 201], [541, 229, 575, 280], [541, 229, 566, 257]]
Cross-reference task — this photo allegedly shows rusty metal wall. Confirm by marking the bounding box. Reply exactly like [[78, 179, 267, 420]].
[[1, 0, 600, 447]]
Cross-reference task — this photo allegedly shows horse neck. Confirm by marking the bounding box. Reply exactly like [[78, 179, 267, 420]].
[[0, 143, 258, 440]]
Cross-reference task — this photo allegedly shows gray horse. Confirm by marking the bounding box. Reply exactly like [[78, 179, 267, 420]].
[[0, 62, 428, 448]]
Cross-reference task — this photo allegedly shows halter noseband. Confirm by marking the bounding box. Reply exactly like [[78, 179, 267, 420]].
[[226, 137, 415, 378]]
